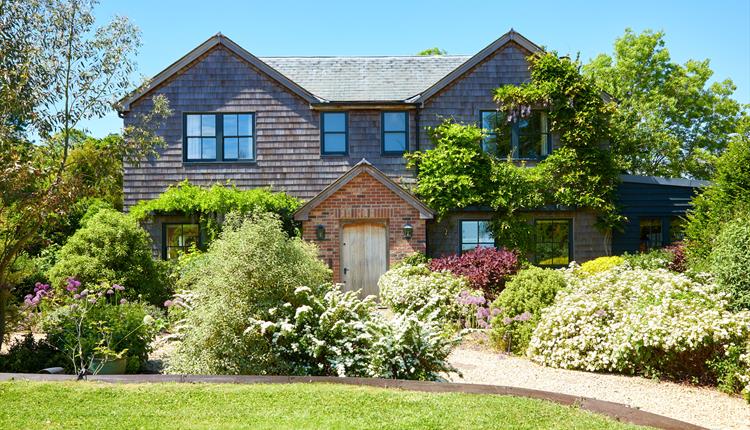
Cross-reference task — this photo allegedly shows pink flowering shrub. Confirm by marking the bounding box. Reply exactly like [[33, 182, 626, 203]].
[[430, 247, 520, 298], [664, 241, 687, 273]]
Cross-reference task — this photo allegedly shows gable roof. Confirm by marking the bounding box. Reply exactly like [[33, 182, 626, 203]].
[[118, 33, 322, 112], [119, 30, 541, 111], [293, 159, 434, 221]]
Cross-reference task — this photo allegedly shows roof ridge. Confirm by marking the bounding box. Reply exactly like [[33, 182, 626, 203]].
[[259, 55, 472, 59]]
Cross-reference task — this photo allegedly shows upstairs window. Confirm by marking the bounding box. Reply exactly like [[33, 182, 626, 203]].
[[534, 219, 572, 266], [321, 112, 348, 155], [223, 114, 254, 160], [382, 111, 408, 154], [480, 110, 551, 160], [184, 113, 255, 162], [460, 220, 495, 253], [163, 223, 200, 260], [186, 114, 216, 160]]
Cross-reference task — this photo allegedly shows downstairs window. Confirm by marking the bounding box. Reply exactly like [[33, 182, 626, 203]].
[[163, 223, 200, 260]]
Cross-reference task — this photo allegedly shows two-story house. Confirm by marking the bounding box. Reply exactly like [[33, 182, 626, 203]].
[[118, 30, 705, 295]]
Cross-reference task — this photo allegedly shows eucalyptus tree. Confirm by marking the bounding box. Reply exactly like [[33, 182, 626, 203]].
[[0, 0, 171, 348]]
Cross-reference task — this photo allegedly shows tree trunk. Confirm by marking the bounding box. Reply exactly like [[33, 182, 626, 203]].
[[0, 287, 9, 352]]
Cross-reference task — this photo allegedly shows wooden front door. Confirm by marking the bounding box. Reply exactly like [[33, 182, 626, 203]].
[[341, 222, 387, 298]]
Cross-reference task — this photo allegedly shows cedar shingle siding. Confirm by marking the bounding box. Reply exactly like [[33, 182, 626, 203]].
[[123, 47, 417, 208]]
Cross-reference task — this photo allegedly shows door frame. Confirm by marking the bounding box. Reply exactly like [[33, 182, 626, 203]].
[[339, 219, 390, 286]]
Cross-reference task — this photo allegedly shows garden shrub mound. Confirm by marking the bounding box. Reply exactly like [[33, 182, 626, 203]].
[[576, 256, 624, 277], [429, 247, 520, 298], [528, 264, 750, 386], [166, 213, 332, 375], [491, 266, 566, 354], [378, 263, 468, 321], [246, 284, 457, 380], [47, 209, 169, 306], [710, 214, 750, 310]]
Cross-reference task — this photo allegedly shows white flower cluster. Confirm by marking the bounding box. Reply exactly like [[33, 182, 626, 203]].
[[244, 284, 458, 380], [378, 263, 469, 321], [528, 264, 750, 377]]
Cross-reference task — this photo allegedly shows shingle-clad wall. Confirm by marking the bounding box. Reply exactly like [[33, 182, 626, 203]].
[[123, 46, 416, 209], [418, 42, 533, 150]]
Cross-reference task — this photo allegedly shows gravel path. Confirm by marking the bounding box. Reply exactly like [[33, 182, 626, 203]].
[[446, 341, 750, 430]]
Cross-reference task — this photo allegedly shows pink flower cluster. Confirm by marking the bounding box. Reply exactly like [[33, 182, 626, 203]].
[[24, 282, 51, 308]]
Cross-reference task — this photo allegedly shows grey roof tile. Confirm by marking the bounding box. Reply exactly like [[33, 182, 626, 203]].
[[259, 55, 471, 102]]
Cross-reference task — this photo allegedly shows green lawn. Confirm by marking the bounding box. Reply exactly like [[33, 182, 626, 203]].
[[0, 381, 647, 430]]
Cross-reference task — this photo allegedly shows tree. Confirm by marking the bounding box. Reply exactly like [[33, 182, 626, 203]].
[[417, 47, 447, 56], [584, 29, 745, 179], [0, 0, 171, 349]]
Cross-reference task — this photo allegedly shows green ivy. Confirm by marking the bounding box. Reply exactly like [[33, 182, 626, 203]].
[[129, 180, 302, 240], [408, 52, 625, 253]]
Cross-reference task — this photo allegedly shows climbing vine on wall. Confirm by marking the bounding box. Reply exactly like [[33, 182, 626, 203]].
[[407, 52, 625, 253]]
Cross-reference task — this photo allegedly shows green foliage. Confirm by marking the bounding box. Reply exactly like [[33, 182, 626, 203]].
[[378, 263, 469, 321], [44, 299, 163, 374], [409, 53, 624, 253], [584, 29, 746, 179], [166, 213, 331, 375], [577, 256, 624, 277], [129, 180, 302, 239], [417, 47, 447, 56], [709, 214, 750, 310], [685, 116, 750, 263], [47, 209, 169, 306], [490, 267, 566, 354], [706, 343, 750, 395], [0, 334, 65, 373], [392, 251, 429, 268]]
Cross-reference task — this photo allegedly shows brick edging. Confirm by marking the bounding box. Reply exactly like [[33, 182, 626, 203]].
[[0, 373, 705, 430]]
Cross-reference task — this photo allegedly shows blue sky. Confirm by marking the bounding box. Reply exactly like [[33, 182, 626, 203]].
[[83, 0, 750, 137]]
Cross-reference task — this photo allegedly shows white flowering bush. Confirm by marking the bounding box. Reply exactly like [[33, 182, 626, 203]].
[[529, 264, 750, 382], [378, 263, 468, 321], [245, 284, 459, 380]]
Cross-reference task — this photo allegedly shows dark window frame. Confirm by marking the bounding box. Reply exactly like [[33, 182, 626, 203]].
[[479, 110, 552, 161], [321, 112, 349, 156], [162, 223, 201, 260], [183, 112, 256, 163], [639, 217, 663, 251], [381, 111, 409, 155], [459, 219, 496, 254], [534, 219, 573, 267]]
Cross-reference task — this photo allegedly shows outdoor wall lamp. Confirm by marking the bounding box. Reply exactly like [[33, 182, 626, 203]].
[[315, 224, 326, 241], [402, 223, 413, 240]]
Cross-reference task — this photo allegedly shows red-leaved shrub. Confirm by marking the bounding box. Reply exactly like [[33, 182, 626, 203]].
[[429, 247, 520, 298], [665, 241, 687, 273]]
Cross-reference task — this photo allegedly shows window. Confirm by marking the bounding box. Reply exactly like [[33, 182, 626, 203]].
[[382, 111, 408, 154], [480, 110, 550, 160], [223, 114, 254, 160], [163, 224, 200, 260], [534, 219, 572, 266], [669, 217, 685, 243], [321, 112, 348, 155], [186, 114, 216, 160], [639, 218, 662, 251], [184, 113, 255, 162], [460, 220, 495, 252]]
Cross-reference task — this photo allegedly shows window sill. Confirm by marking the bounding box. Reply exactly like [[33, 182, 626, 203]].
[[320, 153, 348, 158], [184, 160, 257, 165], [381, 151, 406, 157]]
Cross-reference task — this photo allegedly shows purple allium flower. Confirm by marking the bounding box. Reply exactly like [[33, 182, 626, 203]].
[[79, 290, 88, 297], [112, 284, 124, 291], [119, 298, 127, 304], [502, 317, 512, 325], [88, 297, 97, 304], [490, 307, 502, 317], [65, 277, 81, 292], [476, 307, 490, 320], [106, 289, 114, 295], [73, 294, 81, 300], [164, 300, 174, 307]]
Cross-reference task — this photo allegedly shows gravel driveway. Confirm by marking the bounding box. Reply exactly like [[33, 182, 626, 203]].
[[446, 339, 750, 430]]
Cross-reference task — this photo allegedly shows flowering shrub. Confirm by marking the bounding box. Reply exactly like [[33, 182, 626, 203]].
[[664, 242, 687, 273], [35, 279, 163, 373], [710, 215, 750, 310], [244, 284, 458, 380], [576, 256, 624, 277], [378, 263, 468, 321], [392, 251, 429, 269], [429, 247, 520, 298], [528, 265, 750, 383], [490, 267, 566, 354], [166, 213, 331, 375], [621, 248, 672, 270]]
